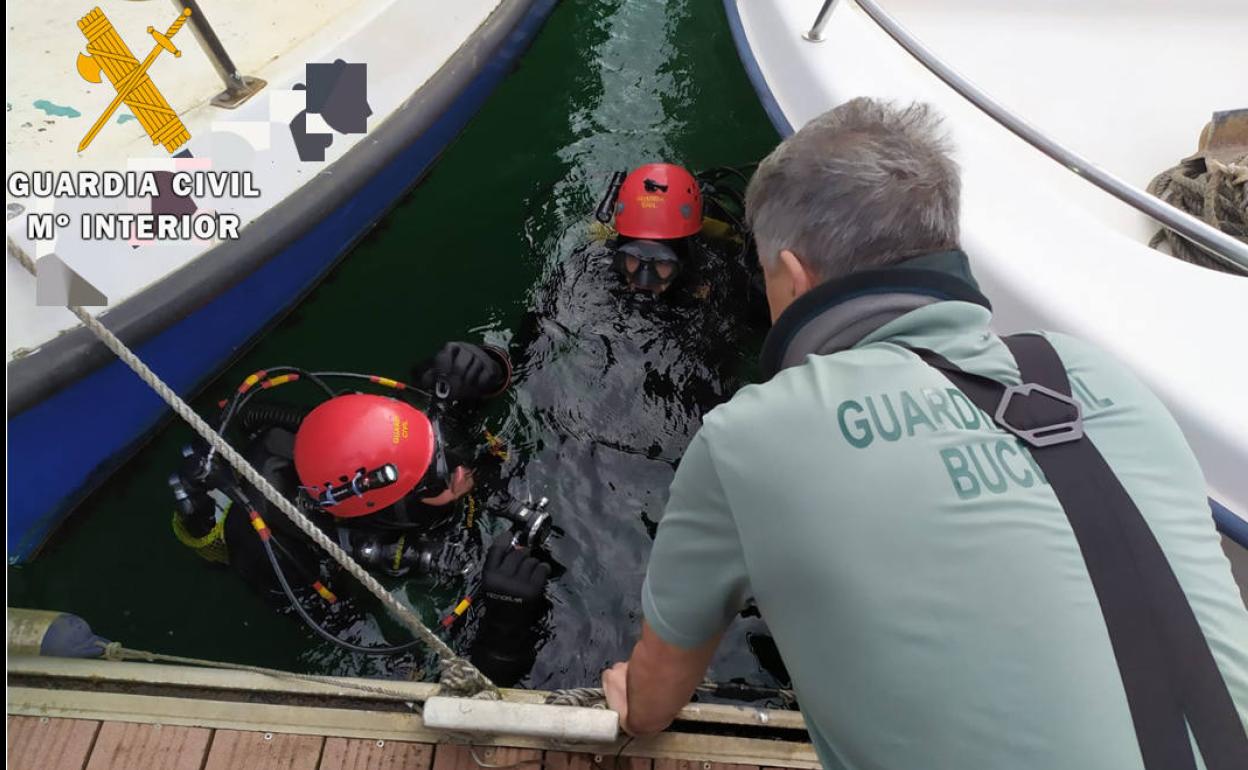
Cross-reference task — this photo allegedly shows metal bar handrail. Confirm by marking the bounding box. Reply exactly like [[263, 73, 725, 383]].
[[803, 0, 1248, 273], [171, 0, 265, 108]]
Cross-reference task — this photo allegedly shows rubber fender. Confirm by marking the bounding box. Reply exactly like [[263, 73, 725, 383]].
[[7, 607, 109, 658]]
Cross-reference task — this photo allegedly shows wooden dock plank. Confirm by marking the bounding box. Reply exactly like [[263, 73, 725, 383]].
[[654, 760, 759, 770], [318, 737, 433, 770], [432, 745, 542, 770], [545, 750, 653, 770], [85, 722, 212, 770], [204, 729, 325, 770], [7, 716, 100, 770]]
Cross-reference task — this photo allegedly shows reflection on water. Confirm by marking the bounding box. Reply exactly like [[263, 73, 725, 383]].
[[8, 0, 783, 699]]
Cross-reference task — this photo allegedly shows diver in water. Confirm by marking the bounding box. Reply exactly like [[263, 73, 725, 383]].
[[598, 162, 764, 306], [469, 162, 775, 687], [168, 342, 551, 683]]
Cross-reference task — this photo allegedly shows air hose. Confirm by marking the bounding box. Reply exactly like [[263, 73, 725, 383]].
[[237, 402, 308, 434], [260, 534, 424, 656]]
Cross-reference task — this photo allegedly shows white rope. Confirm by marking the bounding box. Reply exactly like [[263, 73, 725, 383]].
[[99, 641, 426, 708], [10, 245, 497, 699]]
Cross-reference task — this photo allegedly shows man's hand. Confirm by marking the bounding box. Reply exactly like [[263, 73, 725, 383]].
[[602, 661, 633, 734], [602, 622, 722, 738], [420, 465, 474, 506]]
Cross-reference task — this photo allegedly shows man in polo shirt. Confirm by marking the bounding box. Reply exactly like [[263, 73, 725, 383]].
[[602, 98, 1248, 769]]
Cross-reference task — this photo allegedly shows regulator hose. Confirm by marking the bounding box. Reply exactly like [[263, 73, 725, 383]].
[[237, 402, 309, 435], [261, 535, 424, 656]]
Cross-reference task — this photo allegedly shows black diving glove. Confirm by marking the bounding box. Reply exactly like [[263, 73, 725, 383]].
[[413, 342, 511, 401], [471, 542, 550, 685], [479, 542, 551, 628]]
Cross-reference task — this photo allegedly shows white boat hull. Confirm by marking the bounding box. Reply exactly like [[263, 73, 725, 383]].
[[725, 0, 1248, 536]]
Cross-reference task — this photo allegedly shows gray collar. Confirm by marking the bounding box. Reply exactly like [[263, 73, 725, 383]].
[[774, 293, 940, 371], [759, 250, 991, 378]]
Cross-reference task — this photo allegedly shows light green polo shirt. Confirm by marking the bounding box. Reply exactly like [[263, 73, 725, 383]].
[[643, 300, 1248, 770]]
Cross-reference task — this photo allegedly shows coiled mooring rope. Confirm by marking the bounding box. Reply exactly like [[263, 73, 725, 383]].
[[1146, 153, 1247, 274], [8, 245, 498, 701], [541, 681, 796, 708], [544, 687, 607, 707]]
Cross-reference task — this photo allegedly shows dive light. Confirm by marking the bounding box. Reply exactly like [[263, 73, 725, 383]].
[[315, 463, 399, 508], [595, 170, 627, 224]]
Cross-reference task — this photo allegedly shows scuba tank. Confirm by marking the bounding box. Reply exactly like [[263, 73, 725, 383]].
[[169, 442, 235, 564], [169, 466, 216, 540]]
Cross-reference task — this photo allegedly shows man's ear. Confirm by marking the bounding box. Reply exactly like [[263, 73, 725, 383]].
[[778, 249, 816, 299]]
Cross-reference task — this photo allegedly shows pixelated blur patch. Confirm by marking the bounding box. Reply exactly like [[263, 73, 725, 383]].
[[304, 59, 371, 134], [289, 108, 334, 162], [126, 152, 210, 249], [36, 254, 107, 307], [209, 121, 271, 158], [152, 151, 198, 218], [287, 60, 370, 162], [269, 88, 308, 124]]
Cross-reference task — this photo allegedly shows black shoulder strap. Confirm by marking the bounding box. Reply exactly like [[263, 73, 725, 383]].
[[906, 333, 1247, 770]]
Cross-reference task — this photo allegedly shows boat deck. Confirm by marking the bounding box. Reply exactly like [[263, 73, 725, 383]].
[[8, 716, 758, 770]]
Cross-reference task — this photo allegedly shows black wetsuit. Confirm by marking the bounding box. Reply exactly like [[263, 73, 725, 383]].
[[211, 398, 542, 680], [470, 232, 768, 688]]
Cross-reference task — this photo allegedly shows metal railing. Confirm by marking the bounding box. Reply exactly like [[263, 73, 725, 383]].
[[171, 0, 265, 108], [801, 0, 1248, 273]]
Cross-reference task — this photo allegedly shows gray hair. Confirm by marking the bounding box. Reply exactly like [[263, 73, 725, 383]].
[[745, 98, 961, 281]]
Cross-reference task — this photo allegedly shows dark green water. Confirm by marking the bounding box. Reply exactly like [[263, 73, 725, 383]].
[[9, 0, 785, 696]]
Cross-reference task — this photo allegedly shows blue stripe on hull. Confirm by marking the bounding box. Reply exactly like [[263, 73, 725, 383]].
[[1212, 499, 1248, 550], [7, 0, 558, 563]]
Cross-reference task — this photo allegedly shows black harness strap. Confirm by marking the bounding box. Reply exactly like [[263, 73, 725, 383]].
[[906, 334, 1247, 770]]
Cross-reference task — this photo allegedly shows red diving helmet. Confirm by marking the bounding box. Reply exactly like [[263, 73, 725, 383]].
[[293, 394, 439, 518], [612, 163, 703, 240]]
